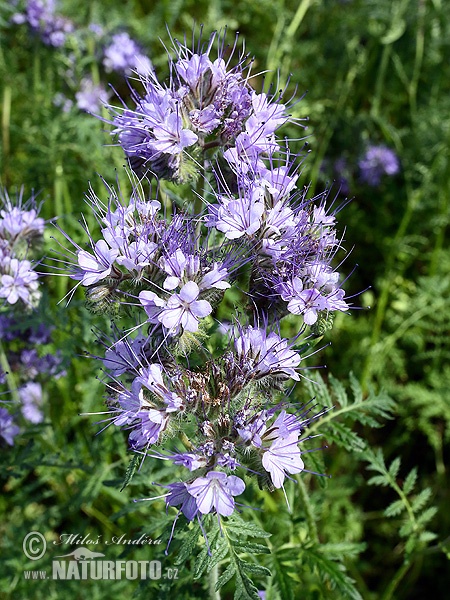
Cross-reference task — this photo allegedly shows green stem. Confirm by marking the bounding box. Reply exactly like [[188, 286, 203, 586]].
[[380, 560, 411, 600], [371, 44, 391, 119], [208, 564, 220, 600], [265, 0, 312, 87], [0, 340, 21, 405], [409, 0, 425, 120], [1, 85, 11, 183]]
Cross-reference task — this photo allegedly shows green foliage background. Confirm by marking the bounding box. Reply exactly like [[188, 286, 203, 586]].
[[1, 0, 449, 598]]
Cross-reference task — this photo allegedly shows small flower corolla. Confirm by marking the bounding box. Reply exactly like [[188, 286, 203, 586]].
[[187, 471, 245, 516]]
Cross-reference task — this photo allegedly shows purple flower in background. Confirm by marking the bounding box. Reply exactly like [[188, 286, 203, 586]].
[[103, 32, 152, 75], [19, 381, 44, 423], [0, 258, 39, 306], [75, 78, 109, 113], [0, 408, 20, 446], [13, 0, 73, 47], [358, 145, 400, 186]]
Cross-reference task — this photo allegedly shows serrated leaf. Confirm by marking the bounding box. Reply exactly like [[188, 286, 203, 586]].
[[384, 499, 406, 518], [403, 467, 418, 495], [226, 516, 271, 539], [271, 550, 295, 600], [215, 563, 236, 592], [193, 529, 227, 579], [388, 457, 401, 480], [233, 541, 270, 555], [305, 549, 363, 600], [320, 542, 366, 559], [240, 562, 271, 576], [367, 474, 389, 487], [416, 506, 438, 526], [329, 374, 349, 408], [348, 373, 363, 406], [411, 488, 432, 513], [419, 531, 438, 543], [234, 556, 261, 600], [399, 521, 414, 538], [174, 523, 201, 566], [120, 453, 141, 491]]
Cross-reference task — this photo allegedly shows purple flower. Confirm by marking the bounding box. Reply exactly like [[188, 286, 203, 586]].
[[166, 482, 199, 521], [103, 32, 152, 75], [158, 281, 212, 334], [102, 333, 147, 376], [19, 382, 44, 423], [151, 113, 198, 156], [187, 471, 245, 516], [16, 0, 74, 47], [75, 78, 109, 113], [358, 145, 400, 186], [208, 189, 265, 240], [0, 258, 39, 306], [234, 326, 301, 381], [262, 433, 304, 488], [0, 187, 45, 242], [74, 240, 120, 286], [104, 31, 291, 182], [0, 408, 20, 446]]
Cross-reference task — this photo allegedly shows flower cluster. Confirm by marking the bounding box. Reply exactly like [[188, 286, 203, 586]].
[[107, 31, 296, 183], [0, 188, 43, 307], [102, 31, 152, 76], [0, 189, 64, 446], [10, 2, 152, 115], [12, 0, 74, 47], [101, 324, 324, 527], [55, 31, 351, 543]]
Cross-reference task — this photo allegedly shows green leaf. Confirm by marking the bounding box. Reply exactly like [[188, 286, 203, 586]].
[[384, 499, 406, 518], [416, 506, 438, 526], [240, 562, 271, 577], [120, 453, 141, 491], [403, 467, 418, 495], [320, 542, 367, 559], [233, 556, 262, 600], [388, 457, 401, 480], [193, 527, 225, 579], [419, 531, 438, 544], [305, 548, 363, 600], [174, 523, 201, 567], [226, 515, 272, 539], [367, 474, 389, 487], [233, 541, 271, 555], [215, 563, 236, 591], [411, 488, 433, 513]]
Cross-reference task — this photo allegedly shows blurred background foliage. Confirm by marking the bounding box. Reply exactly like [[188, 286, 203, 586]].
[[1, 0, 449, 598]]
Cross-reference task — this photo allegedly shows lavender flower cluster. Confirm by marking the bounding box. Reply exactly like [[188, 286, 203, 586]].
[[0, 188, 43, 308], [0, 189, 64, 446], [56, 31, 351, 543], [11, 0, 74, 47]]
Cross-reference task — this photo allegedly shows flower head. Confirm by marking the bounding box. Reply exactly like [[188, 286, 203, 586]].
[[359, 144, 400, 186]]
